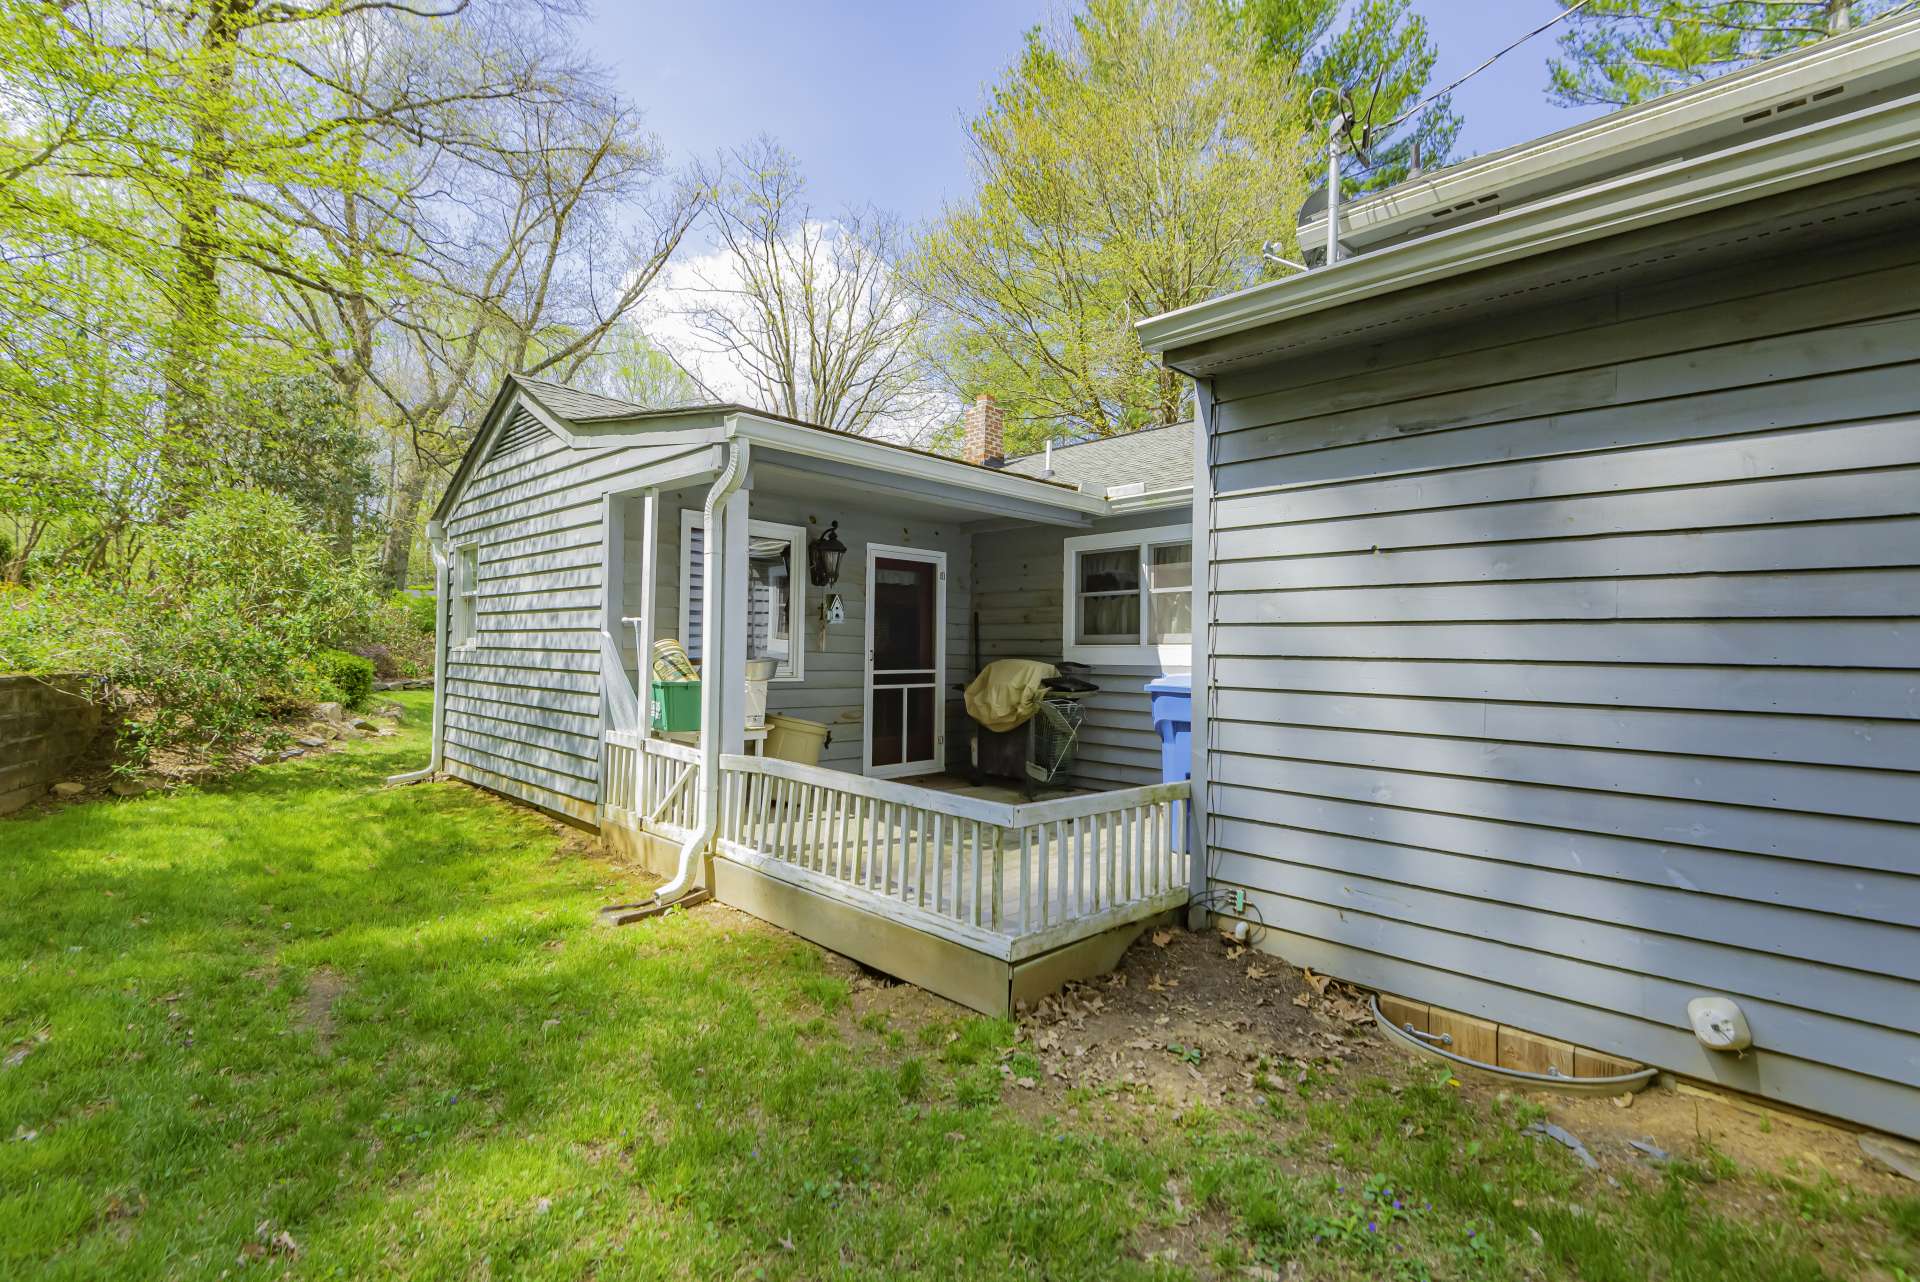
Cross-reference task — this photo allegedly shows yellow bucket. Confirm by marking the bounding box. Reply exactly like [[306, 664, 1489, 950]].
[[764, 714, 829, 766]]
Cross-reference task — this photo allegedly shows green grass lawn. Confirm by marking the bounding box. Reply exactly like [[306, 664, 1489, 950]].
[[3, 693, 1915, 1280]]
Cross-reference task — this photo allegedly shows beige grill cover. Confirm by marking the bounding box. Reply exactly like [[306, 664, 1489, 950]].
[[963, 659, 1059, 733]]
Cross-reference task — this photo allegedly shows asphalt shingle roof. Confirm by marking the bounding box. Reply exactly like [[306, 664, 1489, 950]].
[[1000, 422, 1194, 494], [512, 374, 700, 422]]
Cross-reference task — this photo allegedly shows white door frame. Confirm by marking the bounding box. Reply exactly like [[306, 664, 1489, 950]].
[[862, 543, 947, 779]]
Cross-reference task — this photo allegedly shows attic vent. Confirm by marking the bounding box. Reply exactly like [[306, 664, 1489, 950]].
[[1744, 84, 1842, 124], [490, 409, 554, 460], [1431, 193, 1499, 220]]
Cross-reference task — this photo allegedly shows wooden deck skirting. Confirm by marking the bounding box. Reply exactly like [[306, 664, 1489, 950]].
[[601, 730, 1190, 1012]]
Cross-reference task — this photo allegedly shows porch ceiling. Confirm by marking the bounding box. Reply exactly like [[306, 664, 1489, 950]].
[[749, 452, 1095, 527]]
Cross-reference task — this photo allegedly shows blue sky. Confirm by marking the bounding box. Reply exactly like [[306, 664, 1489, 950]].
[[594, 1, 1612, 223]]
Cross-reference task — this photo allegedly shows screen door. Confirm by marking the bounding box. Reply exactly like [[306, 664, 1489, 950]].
[[863, 545, 946, 778]]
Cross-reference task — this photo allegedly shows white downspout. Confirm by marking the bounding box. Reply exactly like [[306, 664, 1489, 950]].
[[652, 439, 749, 903], [387, 519, 451, 785]]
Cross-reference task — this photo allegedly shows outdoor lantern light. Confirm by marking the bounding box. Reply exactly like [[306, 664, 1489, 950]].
[[808, 520, 846, 587]]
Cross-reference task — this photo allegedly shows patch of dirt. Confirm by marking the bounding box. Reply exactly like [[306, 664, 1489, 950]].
[[802, 918, 1913, 1209], [295, 969, 347, 1055], [1010, 926, 1378, 1116], [590, 890, 1912, 1277]]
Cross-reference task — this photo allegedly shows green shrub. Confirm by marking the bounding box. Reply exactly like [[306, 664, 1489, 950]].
[[361, 594, 436, 678], [314, 648, 374, 709], [0, 490, 378, 765], [393, 591, 436, 635]]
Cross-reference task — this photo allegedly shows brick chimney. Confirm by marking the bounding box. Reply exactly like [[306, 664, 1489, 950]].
[[962, 393, 1004, 467]]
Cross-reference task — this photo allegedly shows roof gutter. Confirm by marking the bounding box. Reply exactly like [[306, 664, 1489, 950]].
[[1104, 483, 1194, 515], [1298, 11, 1920, 255], [1139, 84, 1920, 366]]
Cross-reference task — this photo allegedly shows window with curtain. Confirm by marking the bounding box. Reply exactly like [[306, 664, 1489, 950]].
[[1062, 523, 1192, 663]]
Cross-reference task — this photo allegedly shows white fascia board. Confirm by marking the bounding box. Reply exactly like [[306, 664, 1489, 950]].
[[1105, 485, 1194, 515], [1298, 13, 1920, 254], [723, 412, 1110, 517], [1140, 86, 1920, 361]]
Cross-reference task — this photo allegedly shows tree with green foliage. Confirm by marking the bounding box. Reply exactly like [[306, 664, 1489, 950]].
[[916, 0, 1458, 450], [914, 0, 1310, 448], [1220, 0, 1460, 193], [1549, 0, 1905, 107]]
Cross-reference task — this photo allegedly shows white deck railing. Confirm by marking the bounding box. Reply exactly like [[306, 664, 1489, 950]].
[[602, 731, 700, 840], [603, 731, 1191, 955], [714, 754, 1188, 956]]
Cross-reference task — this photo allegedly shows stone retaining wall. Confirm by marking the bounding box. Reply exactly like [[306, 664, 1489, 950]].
[[0, 675, 103, 815]]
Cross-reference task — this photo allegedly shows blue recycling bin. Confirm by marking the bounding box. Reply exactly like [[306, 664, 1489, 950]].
[[1145, 673, 1192, 784]]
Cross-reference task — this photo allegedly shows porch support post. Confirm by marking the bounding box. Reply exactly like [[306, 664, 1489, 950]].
[[597, 492, 640, 735], [1186, 376, 1216, 930], [637, 488, 659, 742], [711, 483, 751, 756]]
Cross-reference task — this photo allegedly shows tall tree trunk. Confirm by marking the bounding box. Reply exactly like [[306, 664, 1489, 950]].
[[381, 446, 427, 590], [163, 0, 247, 506]]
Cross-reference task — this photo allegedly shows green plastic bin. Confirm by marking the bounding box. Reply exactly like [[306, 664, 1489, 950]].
[[650, 679, 701, 733]]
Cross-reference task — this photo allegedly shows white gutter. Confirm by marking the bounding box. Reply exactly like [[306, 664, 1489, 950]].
[[1297, 10, 1920, 255], [652, 438, 750, 904], [386, 520, 451, 785], [1105, 484, 1194, 515], [1139, 84, 1920, 361]]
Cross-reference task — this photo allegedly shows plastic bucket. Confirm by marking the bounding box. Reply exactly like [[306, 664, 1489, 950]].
[[650, 679, 701, 733], [744, 659, 777, 730], [764, 714, 829, 766], [652, 638, 698, 683]]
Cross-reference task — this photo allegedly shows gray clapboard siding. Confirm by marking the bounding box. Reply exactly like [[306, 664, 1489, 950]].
[[1195, 223, 1920, 1133], [1207, 749, 1909, 873], [1209, 689, 1920, 770], [1205, 231, 1920, 410], [1212, 517, 1920, 591], [1214, 363, 1920, 493], [440, 422, 710, 823], [1208, 656, 1920, 720], [621, 486, 975, 774], [972, 515, 1188, 791]]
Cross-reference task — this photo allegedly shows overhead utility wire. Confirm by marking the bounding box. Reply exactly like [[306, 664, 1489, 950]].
[[1368, 0, 1597, 140]]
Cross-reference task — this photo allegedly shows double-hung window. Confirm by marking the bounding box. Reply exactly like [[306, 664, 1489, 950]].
[[1062, 523, 1192, 665], [678, 510, 806, 680], [452, 545, 480, 649]]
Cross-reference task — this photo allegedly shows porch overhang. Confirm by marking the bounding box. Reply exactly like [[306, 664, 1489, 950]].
[[724, 412, 1107, 527]]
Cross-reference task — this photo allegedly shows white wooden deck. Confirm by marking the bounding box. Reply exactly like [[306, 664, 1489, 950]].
[[602, 731, 1190, 1009]]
